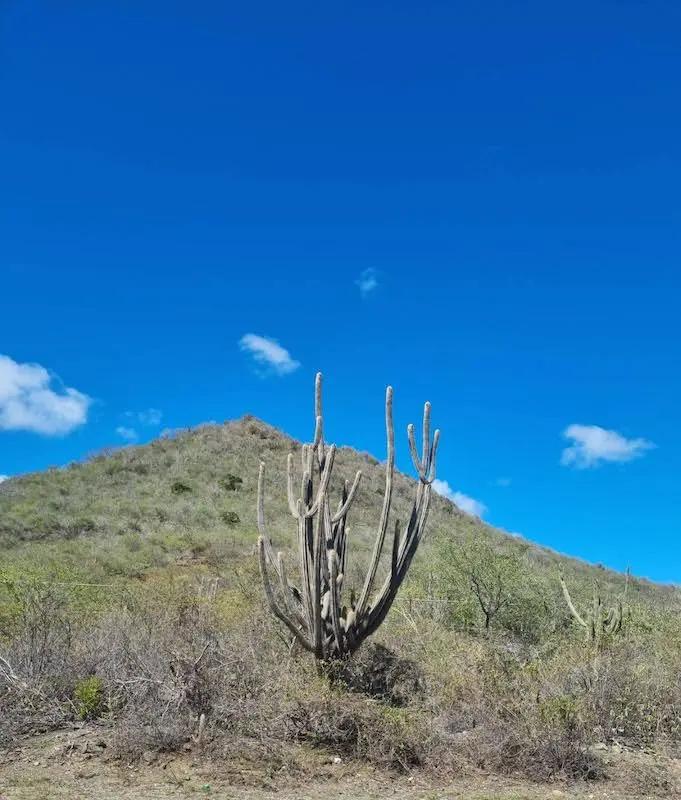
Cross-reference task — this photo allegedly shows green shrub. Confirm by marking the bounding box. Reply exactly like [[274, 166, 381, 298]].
[[218, 474, 243, 492], [73, 676, 105, 720], [220, 510, 240, 526], [171, 480, 192, 494]]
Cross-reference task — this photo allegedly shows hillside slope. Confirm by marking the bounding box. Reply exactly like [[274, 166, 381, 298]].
[[4, 416, 681, 795], [0, 416, 674, 611]]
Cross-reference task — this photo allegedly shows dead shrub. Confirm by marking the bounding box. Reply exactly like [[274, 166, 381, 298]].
[[328, 643, 424, 706], [281, 691, 433, 771]]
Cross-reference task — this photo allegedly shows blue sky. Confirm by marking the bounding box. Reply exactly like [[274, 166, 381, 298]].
[[2, 2, 681, 581]]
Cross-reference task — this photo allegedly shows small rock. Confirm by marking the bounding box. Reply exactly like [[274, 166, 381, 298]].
[[332, 756, 342, 765], [142, 750, 157, 765]]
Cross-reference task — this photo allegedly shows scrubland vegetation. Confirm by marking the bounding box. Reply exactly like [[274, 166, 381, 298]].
[[2, 416, 681, 795]]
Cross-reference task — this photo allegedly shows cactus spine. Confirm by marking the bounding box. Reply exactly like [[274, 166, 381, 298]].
[[559, 571, 628, 646], [257, 372, 440, 661]]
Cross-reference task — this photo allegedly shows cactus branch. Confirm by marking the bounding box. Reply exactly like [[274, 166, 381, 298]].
[[559, 574, 627, 647]]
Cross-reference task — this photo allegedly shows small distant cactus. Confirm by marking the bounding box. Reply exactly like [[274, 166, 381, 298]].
[[560, 572, 628, 647], [257, 372, 440, 661]]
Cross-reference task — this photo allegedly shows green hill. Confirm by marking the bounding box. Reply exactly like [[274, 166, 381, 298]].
[[2, 416, 681, 794], [0, 415, 674, 609]]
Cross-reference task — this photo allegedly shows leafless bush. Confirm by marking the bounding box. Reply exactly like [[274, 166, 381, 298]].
[[328, 643, 424, 707], [3, 581, 73, 680], [457, 702, 603, 781], [2, 565, 681, 790], [281, 693, 434, 771], [585, 641, 681, 747]]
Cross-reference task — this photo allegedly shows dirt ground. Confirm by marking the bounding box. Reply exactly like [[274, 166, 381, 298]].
[[0, 725, 678, 800]]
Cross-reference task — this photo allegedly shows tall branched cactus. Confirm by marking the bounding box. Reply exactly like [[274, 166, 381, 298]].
[[559, 572, 629, 647], [257, 372, 440, 661]]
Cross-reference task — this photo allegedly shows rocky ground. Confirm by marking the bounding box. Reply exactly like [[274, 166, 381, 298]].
[[0, 724, 679, 800]]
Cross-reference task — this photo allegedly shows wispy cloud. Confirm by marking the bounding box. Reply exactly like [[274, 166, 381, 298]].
[[125, 408, 163, 426], [239, 333, 300, 376], [116, 426, 139, 442], [561, 424, 655, 469], [0, 354, 90, 436], [432, 478, 488, 518], [495, 477, 512, 487], [355, 268, 379, 298]]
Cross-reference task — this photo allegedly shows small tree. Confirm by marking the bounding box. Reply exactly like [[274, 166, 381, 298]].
[[420, 536, 556, 641], [436, 538, 524, 631], [257, 372, 440, 661]]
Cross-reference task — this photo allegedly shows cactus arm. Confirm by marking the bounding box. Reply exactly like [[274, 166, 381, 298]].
[[604, 600, 623, 635], [408, 402, 440, 482], [391, 518, 400, 577], [362, 484, 432, 641], [328, 550, 346, 657], [559, 576, 588, 629], [297, 499, 314, 633], [311, 501, 325, 658], [303, 445, 336, 519], [286, 454, 299, 517], [422, 401, 431, 472], [319, 499, 333, 589], [314, 373, 325, 462], [593, 585, 602, 648], [427, 430, 441, 483], [276, 551, 306, 627], [407, 423, 422, 474], [258, 538, 313, 651], [356, 386, 395, 619], [331, 470, 362, 523]]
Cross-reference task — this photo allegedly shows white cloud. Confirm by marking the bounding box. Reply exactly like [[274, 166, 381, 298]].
[[239, 333, 300, 376], [0, 475, 8, 483], [355, 268, 379, 298], [126, 408, 162, 426], [561, 424, 655, 469], [0, 354, 91, 436], [432, 478, 488, 518], [116, 426, 138, 442]]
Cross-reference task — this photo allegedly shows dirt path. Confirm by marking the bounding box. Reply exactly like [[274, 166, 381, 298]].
[[0, 727, 676, 800]]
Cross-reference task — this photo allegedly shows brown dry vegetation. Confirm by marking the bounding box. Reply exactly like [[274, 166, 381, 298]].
[[2, 418, 681, 797]]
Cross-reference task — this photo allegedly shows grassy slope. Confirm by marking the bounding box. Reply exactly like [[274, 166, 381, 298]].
[[0, 415, 676, 612], [3, 416, 681, 794]]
